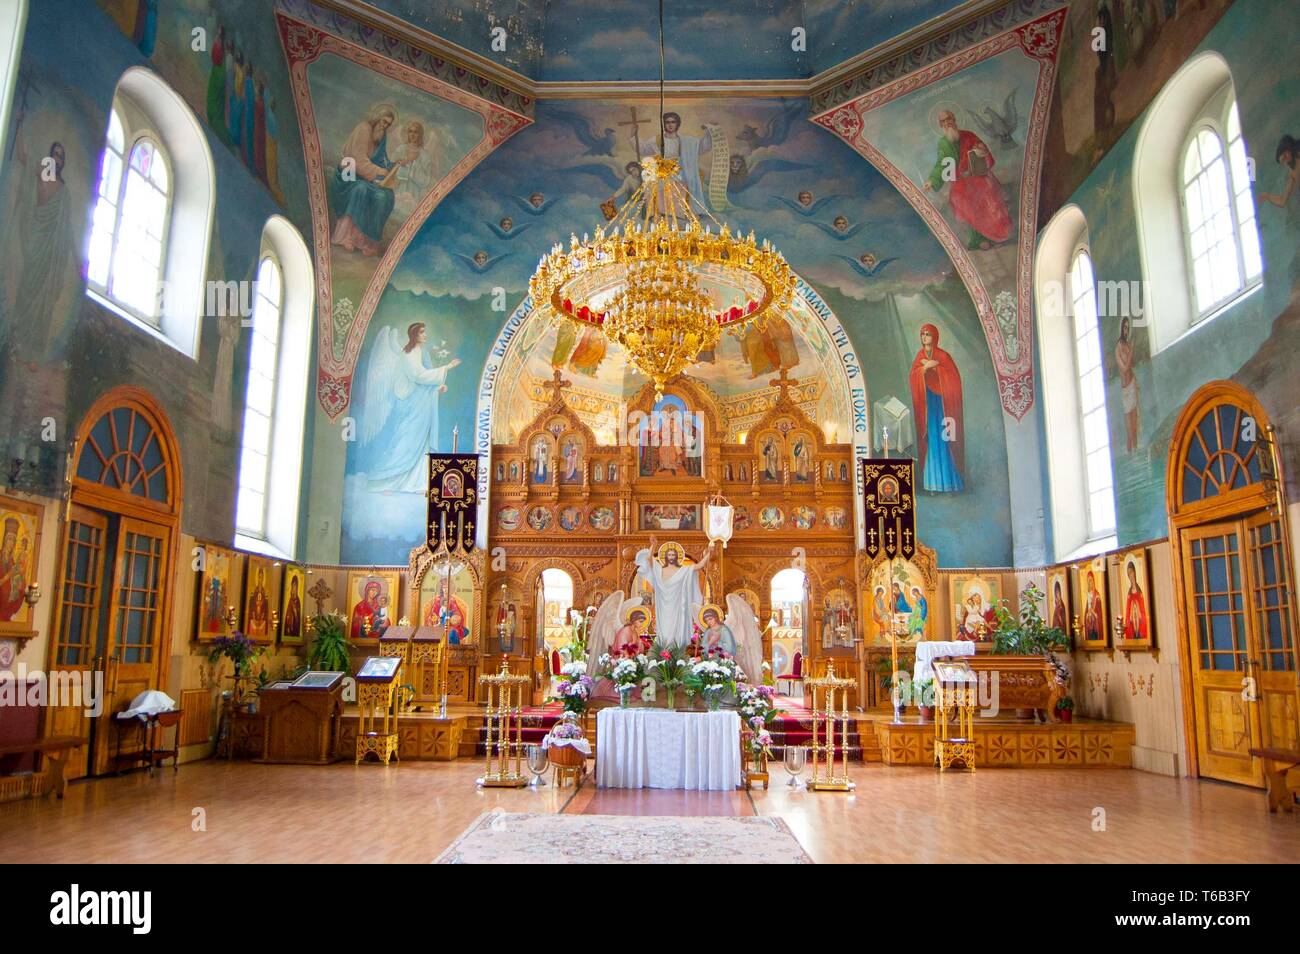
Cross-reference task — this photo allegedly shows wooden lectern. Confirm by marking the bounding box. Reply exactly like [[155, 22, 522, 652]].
[[257, 671, 345, 764], [355, 657, 403, 765]]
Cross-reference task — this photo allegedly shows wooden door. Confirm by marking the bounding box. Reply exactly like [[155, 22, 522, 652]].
[[1181, 516, 1299, 787], [44, 505, 110, 781], [92, 517, 171, 775], [1244, 511, 1300, 756]]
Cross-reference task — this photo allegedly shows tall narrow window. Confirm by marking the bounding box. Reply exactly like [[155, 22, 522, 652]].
[[236, 256, 283, 539], [1068, 249, 1115, 537], [1181, 107, 1262, 319], [87, 111, 172, 325]]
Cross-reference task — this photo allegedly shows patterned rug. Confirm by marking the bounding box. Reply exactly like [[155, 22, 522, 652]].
[[434, 809, 814, 864]]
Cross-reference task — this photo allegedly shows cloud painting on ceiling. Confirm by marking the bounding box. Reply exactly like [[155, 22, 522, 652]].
[[277, 12, 530, 418], [335, 95, 1014, 566]]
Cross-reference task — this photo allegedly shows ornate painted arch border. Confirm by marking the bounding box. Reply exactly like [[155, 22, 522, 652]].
[[812, 6, 1067, 421], [474, 278, 869, 550], [276, 11, 531, 419]]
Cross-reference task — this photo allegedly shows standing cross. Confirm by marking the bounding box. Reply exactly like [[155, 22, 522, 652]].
[[619, 106, 651, 159]]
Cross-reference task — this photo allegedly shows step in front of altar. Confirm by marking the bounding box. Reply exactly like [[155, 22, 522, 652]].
[[874, 717, 1136, 768]]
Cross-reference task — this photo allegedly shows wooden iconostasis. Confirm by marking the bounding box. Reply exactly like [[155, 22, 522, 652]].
[[485, 370, 866, 698]]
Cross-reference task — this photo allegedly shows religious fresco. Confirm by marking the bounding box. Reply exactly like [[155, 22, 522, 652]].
[[333, 92, 1016, 565], [96, 0, 308, 214], [276, 10, 530, 418], [1039, 0, 1235, 217], [0, 0, 293, 544], [1064, 0, 1300, 545], [418, 558, 476, 643], [815, 9, 1067, 420]]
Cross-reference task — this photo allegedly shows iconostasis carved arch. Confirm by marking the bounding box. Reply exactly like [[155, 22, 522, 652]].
[[748, 383, 845, 490], [628, 374, 722, 481], [407, 542, 486, 640], [860, 540, 939, 646], [498, 372, 604, 490]]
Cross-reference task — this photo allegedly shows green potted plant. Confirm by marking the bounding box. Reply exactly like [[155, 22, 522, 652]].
[[306, 612, 352, 673], [992, 582, 1070, 720], [991, 582, 1069, 655], [1055, 695, 1075, 723], [913, 676, 936, 722]]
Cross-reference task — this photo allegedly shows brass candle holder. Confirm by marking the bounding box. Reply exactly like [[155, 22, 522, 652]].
[[806, 661, 856, 791], [477, 658, 529, 788]]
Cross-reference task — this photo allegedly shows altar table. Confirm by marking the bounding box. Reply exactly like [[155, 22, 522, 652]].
[[596, 709, 741, 791]]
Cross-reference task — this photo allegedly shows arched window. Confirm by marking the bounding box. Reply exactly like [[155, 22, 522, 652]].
[[0, 0, 28, 161], [1180, 108, 1262, 318], [1135, 53, 1261, 352], [1068, 248, 1115, 537], [1034, 205, 1118, 560], [85, 69, 214, 359], [235, 255, 283, 539], [233, 217, 313, 558], [87, 114, 173, 324]]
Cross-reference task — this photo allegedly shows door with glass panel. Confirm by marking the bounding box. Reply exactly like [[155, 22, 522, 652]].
[[1181, 516, 1298, 787], [92, 517, 171, 775], [44, 505, 109, 781]]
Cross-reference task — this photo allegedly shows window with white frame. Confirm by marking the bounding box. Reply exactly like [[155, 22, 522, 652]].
[[87, 110, 172, 325], [233, 217, 312, 559], [0, 1, 28, 162], [1135, 55, 1261, 353], [1068, 248, 1116, 538], [1181, 105, 1262, 318], [235, 255, 283, 539], [84, 69, 214, 360]]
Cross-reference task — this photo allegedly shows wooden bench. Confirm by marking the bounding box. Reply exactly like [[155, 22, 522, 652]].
[[0, 736, 86, 799], [1248, 747, 1300, 813]]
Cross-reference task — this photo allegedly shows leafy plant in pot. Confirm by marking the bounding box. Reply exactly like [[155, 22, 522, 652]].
[[991, 582, 1070, 720], [913, 676, 936, 722], [1055, 695, 1075, 723], [306, 612, 352, 673]]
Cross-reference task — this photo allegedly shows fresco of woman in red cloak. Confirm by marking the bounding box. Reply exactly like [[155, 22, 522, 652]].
[[908, 323, 965, 493]]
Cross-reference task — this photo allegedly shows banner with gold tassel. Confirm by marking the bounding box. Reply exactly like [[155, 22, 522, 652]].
[[860, 459, 915, 561], [427, 452, 478, 553]]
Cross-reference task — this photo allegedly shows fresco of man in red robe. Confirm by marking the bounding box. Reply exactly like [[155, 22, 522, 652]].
[[925, 109, 1012, 250], [908, 323, 964, 493]]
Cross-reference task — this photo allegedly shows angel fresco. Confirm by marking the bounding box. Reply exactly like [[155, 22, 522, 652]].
[[358, 322, 460, 493]]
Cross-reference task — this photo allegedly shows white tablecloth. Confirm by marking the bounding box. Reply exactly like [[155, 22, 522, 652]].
[[596, 708, 741, 790], [912, 641, 975, 684]]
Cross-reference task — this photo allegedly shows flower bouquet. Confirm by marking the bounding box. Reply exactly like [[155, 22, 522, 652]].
[[645, 639, 691, 709], [549, 659, 594, 716], [598, 652, 647, 707], [685, 652, 743, 710], [738, 681, 782, 778], [543, 711, 590, 770]]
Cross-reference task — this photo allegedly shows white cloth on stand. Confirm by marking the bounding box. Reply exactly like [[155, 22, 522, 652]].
[[912, 641, 975, 684], [596, 708, 740, 791], [117, 689, 177, 720], [542, 735, 592, 756]]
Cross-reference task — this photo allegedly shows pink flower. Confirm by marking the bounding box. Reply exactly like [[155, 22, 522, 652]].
[[660, 651, 670, 659]]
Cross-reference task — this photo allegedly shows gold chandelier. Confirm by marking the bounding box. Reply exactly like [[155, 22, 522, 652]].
[[526, 3, 796, 400]]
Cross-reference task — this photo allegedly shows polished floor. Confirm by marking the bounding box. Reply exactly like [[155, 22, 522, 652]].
[[2, 759, 1296, 863]]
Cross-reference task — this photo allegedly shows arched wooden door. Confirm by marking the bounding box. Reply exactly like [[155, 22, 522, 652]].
[[45, 388, 182, 779], [1167, 383, 1299, 786]]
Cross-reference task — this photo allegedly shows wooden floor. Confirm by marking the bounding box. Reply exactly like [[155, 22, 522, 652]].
[[2, 758, 1297, 863]]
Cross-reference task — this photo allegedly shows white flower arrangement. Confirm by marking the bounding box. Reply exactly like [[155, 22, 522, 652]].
[[560, 660, 587, 678]]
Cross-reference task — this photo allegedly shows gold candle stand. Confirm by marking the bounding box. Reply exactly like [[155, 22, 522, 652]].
[[933, 658, 977, 772], [807, 661, 856, 791], [477, 658, 529, 787]]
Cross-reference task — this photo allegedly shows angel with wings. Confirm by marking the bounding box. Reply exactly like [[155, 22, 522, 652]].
[[358, 321, 461, 494], [586, 592, 652, 671], [721, 594, 764, 684]]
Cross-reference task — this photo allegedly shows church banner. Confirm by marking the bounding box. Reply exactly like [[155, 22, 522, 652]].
[[427, 453, 479, 553], [861, 459, 915, 561]]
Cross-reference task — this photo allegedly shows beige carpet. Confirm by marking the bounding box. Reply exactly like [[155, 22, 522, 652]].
[[435, 809, 814, 863]]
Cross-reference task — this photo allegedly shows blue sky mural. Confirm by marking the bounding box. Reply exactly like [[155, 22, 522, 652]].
[[334, 96, 1014, 566]]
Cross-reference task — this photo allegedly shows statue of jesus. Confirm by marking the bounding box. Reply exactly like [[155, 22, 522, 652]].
[[634, 537, 713, 649]]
